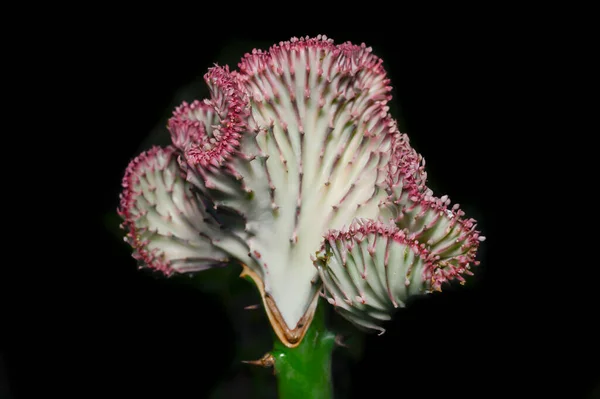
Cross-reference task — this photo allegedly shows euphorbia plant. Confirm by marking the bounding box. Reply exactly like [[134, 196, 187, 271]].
[[119, 35, 484, 398]]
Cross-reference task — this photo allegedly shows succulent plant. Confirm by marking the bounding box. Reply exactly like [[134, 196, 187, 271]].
[[118, 34, 484, 398]]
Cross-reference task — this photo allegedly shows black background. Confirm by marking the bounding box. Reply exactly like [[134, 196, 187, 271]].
[[3, 20, 597, 399]]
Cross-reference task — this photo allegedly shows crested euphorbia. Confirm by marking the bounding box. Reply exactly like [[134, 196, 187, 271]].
[[119, 35, 484, 349]]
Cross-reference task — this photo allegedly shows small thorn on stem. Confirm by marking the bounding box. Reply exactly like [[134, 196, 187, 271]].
[[244, 304, 260, 310], [335, 334, 348, 348], [242, 352, 275, 368]]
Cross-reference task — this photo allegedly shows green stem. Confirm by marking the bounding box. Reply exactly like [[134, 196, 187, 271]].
[[271, 300, 335, 399]]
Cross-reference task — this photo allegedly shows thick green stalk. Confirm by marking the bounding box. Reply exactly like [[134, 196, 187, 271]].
[[271, 300, 335, 399]]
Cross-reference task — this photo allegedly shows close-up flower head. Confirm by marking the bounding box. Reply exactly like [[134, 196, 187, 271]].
[[118, 35, 484, 348]]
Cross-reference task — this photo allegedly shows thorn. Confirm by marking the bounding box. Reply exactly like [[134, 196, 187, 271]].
[[335, 334, 348, 348], [244, 304, 260, 310], [242, 352, 275, 368]]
